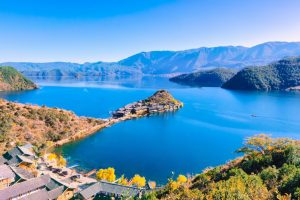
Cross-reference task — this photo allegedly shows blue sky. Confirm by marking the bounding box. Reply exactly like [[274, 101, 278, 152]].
[[1, 0, 300, 62]]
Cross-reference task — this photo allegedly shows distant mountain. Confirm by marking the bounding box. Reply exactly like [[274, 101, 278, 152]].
[[222, 57, 300, 91], [0, 66, 37, 91], [1, 41, 300, 77], [170, 68, 237, 87]]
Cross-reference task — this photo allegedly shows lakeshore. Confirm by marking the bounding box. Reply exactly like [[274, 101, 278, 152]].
[[0, 90, 183, 199], [54, 90, 183, 147], [2, 84, 300, 183]]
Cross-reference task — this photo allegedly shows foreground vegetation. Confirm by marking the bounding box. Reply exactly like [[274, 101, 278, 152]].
[[0, 66, 37, 91], [145, 135, 300, 200]]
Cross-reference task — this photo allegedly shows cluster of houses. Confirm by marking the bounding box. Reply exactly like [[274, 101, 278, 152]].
[[0, 144, 153, 200], [112, 100, 182, 119]]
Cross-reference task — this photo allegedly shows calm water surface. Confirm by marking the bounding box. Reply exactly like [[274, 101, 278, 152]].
[[1, 77, 300, 183]]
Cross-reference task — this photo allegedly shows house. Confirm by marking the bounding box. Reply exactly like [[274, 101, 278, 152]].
[[77, 181, 143, 199], [45, 176, 76, 200], [0, 174, 76, 200], [3, 144, 36, 167], [10, 166, 35, 182], [0, 175, 51, 200], [0, 165, 16, 189]]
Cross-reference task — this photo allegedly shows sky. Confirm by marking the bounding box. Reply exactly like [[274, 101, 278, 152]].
[[0, 0, 300, 63]]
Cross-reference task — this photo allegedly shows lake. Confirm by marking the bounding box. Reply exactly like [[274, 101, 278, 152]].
[[1, 77, 300, 183]]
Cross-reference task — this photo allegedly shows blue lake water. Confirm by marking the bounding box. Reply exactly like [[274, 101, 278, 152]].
[[1, 77, 300, 183]]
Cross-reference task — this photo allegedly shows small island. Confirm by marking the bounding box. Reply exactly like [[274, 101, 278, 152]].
[[0, 66, 37, 91]]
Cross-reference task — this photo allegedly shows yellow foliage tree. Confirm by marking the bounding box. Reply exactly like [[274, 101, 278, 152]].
[[131, 174, 146, 188], [169, 180, 180, 191], [57, 155, 67, 167], [177, 175, 188, 184], [118, 175, 129, 186], [96, 167, 116, 182], [47, 153, 57, 161], [47, 153, 67, 167]]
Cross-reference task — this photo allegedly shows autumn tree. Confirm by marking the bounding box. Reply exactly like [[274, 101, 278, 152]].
[[177, 175, 187, 184], [131, 174, 146, 188], [118, 175, 129, 186], [96, 167, 116, 182]]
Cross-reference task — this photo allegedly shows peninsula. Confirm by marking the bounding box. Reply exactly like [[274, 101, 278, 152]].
[[0, 90, 183, 153], [112, 90, 183, 119]]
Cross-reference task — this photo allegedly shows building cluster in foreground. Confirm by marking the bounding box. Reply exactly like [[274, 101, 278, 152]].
[[0, 144, 153, 200]]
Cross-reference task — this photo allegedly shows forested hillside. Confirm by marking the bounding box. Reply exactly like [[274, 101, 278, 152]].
[[222, 57, 300, 91], [170, 68, 237, 87]]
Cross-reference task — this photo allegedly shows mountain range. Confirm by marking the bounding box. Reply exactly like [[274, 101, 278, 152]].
[[1, 41, 300, 77]]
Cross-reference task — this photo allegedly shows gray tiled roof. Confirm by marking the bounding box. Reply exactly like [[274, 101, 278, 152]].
[[79, 181, 142, 199], [0, 164, 15, 180], [0, 174, 51, 199], [10, 166, 34, 180], [79, 182, 101, 199], [4, 147, 22, 159], [19, 188, 49, 200], [18, 146, 35, 157], [3, 145, 35, 166], [17, 155, 34, 164], [0, 156, 7, 164], [48, 185, 65, 199]]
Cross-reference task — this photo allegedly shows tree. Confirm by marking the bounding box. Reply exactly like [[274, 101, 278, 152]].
[[57, 155, 67, 167], [177, 175, 187, 184], [96, 167, 116, 182], [47, 153, 57, 161], [118, 175, 129, 186], [237, 134, 272, 155], [131, 174, 146, 188]]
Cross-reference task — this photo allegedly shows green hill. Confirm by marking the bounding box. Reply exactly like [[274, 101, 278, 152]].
[[148, 135, 300, 200], [0, 66, 37, 91], [222, 57, 300, 91], [170, 68, 237, 87]]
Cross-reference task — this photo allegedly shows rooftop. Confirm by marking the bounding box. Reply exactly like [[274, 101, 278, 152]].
[[0, 164, 15, 180], [79, 181, 142, 199], [0, 174, 50, 199]]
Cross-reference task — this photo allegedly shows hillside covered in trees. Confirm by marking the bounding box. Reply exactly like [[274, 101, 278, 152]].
[[170, 68, 237, 87], [0, 66, 37, 91], [222, 57, 300, 91], [0, 99, 104, 154], [146, 135, 300, 200]]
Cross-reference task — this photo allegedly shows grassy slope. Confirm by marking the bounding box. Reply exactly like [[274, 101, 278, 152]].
[[0, 99, 104, 153], [0, 66, 37, 91]]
